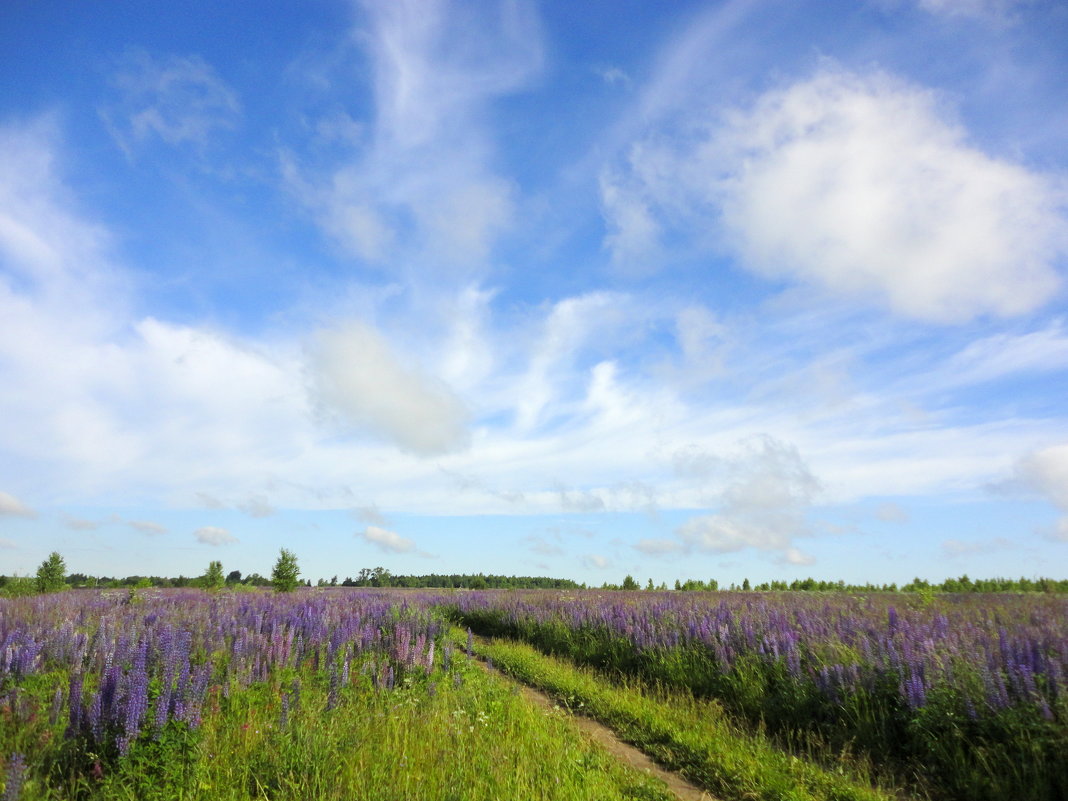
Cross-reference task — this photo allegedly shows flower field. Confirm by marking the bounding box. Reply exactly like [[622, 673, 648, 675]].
[[444, 590, 1068, 801], [2, 587, 1066, 800], [0, 589, 676, 800]]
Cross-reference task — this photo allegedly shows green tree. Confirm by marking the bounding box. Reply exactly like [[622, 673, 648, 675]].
[[35, 551, 67, 594], [202, 560, 225, 590], [271, 548, 300, 592], [621, 575, 639, 591]]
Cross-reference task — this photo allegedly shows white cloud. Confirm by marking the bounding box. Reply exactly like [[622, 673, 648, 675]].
[[239, 495, 275, 518], [0, 538, 15, 549], [942, 323, 1068, 387], [723, 69, 1066, 322], [781, 547, 816, 566], [916, 0, 1028, 21], [63, 515, 99, 531], [128, 520, 167, 535], [1015, 443, 1068, 539], [634, 538, 684, 555], [352, 504, 389, 527], [875, 501, 910, 523], [524, 534, 564, 556], [595, 65, 631, 86], [582, 553, 611, 569], [103, 50, 240, 152], [357, 524, 416, 553], [942, 536, 1015, 555], [0, 491, 34, 518], [676, 436, 821, 557], [194, 526, 237, 546], [287, 0, 541, 270], [307, 322, 470, 456], [605, 66, 1066, 323]]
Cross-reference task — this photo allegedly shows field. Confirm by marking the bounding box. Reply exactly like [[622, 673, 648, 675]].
[[1, 588, 1066, 800]]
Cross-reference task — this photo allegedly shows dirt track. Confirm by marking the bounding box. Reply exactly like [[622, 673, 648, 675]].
[[470, 649, 716, 801]]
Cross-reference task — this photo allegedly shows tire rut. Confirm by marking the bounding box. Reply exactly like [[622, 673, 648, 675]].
[[467, 643, 717, 801]]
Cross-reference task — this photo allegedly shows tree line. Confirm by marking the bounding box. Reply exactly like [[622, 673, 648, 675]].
[[598, 574, 1068, 594], [4, 553, 1066, 596]]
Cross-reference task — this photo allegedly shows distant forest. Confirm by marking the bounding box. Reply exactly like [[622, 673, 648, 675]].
[[2, 564, 1066, 595]]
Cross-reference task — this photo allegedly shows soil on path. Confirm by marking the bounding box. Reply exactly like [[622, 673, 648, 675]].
[[469, 649, 717, 801]]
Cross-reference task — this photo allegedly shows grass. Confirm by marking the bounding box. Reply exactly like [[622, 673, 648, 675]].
[[455, 628, 914, 801], [2, 625, 675, 800]]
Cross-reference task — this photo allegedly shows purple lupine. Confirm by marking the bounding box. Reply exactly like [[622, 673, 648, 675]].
[[2, 753, 26, 801], [49, 684, 64, 727], [118, 639, 150, 755], [326, 663, 341, 711]]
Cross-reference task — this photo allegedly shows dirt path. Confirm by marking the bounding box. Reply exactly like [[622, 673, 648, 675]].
[[469, 650, 717, 801]]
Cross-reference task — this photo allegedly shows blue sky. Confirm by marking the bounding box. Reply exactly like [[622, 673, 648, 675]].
[[2, 0, 1067, 586]]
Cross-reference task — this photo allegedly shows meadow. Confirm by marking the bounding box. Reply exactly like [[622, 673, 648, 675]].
[[1, 587, 1065, 800]]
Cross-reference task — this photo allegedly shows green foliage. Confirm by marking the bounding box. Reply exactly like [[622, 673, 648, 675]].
[[271, 548, 301, 593], [459, 630, 897, 801], [621, 575, 640, 591], [201, 560, 225, 591], [0, 575, 37, 597], [35, 551, 67, 593]]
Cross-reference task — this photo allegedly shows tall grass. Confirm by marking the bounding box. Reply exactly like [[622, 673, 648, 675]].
[[441, 590, 1068, 801], [0, 589, 674, 800]]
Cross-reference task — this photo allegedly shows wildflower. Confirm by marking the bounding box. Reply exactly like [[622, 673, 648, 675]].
[[2, 753, 26, 801]]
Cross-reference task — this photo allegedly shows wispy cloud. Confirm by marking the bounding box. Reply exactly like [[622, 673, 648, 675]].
[[128, 520, 167, 536], [285, 0, 541, 271], [0, 491, 35, 518], [102, 50, 240, 153]]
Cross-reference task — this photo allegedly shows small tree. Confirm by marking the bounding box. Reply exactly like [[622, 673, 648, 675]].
[[271, 548, 300, 592], [202, 560, 225, 590], [621, 574, 639, 591], [35, 551, 67, 594]]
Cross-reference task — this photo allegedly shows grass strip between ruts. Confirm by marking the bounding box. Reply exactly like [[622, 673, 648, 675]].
[[453, 629, 917, 801]]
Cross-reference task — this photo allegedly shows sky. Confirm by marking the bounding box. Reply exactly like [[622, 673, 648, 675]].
[[1, 0, 1067, 587]]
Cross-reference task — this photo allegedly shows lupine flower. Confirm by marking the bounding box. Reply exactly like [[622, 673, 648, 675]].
[[2, 752, 25, 801]]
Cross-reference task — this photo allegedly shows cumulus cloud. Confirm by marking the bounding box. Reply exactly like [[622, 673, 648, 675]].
[[307, 322, 470, 456], [0, 491, 35, 518], [720, 69, 1064, 322], [604, 66, 1066, 323], [780, 547, 816, 566], [357, 524, 417, 553], [1015, 443, 1068, 540], [675, 436, 821, 557], [194, 526, 237, 546], [102, 50, 240, 152]]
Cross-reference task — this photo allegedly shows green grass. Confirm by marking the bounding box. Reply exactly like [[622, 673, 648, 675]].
[[455, 629, 916, 801], [3, 646, 675, 800]]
